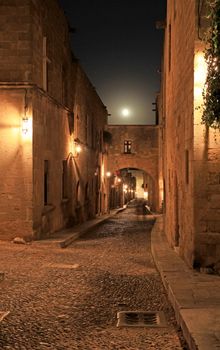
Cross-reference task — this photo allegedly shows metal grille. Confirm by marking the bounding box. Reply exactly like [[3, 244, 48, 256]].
[[117, 311, 167, 328]]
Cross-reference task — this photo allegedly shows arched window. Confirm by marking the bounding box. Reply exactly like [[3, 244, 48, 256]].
[[76, 181, 80, 203], [85, 182, 89, 201]]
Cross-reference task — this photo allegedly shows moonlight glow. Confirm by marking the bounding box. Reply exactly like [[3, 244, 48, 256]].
[[121, 108, 130, 117]]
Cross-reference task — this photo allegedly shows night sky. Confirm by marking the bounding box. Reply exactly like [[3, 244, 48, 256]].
[[59, 0, 166, 125]]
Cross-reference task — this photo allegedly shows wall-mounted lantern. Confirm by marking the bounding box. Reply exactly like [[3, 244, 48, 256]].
[[73, 138, 82, 157], [22, 117, 29, 135], [75, 144, 82, 154], [21, 116, 32, 139], [21, 90, 32, 140]]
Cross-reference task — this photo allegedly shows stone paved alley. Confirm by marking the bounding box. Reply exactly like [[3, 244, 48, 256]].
[[0, 203, 188, 350]]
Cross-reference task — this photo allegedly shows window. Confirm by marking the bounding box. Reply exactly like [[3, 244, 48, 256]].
[[62, 160, 68, 199], [185, 150, 189, 184], [174, 0, 177, 20], [44, 160, 49, 205], [76, 181, 80, 203], [168, 24, 172, 72], [91, 124, 95, 148], [99, 131, 103, 152], [85, 182, 89, 201], [85, 114, 89, 144], [124, 140, 132, 154], [43, 36, 51, 91], [62, 64, 68, 106]]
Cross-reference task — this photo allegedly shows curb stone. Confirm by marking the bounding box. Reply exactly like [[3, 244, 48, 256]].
[[151, 216, 220, 350]]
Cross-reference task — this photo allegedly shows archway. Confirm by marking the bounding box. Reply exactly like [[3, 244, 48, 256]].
[[109, 167, 156, 211]]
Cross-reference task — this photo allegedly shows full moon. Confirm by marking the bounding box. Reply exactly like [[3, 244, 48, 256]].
[[121, 108, 130, 116]]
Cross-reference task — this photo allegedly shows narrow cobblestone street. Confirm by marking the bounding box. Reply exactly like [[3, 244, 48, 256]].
[[0, 203, 188, 350]]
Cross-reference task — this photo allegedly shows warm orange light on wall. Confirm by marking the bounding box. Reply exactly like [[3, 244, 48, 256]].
[[101, 163, 105, 179], [159, 178, 164, 203], [194, 51, 207, 126], [194, 52, 207, 99], [194, 53, 207, 85], [144, 191, 148, 200]]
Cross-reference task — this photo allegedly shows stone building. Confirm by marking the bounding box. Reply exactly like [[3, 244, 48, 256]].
[[0, 0, 108, 240], [106, 125, 159, 212], [160, 0, 220, 268]]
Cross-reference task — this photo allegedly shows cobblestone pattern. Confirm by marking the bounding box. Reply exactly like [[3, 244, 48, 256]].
[[0, 206, 188, 349]]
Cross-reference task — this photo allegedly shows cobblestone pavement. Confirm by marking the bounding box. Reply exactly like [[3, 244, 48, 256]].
[[0, 204, 188, 350]]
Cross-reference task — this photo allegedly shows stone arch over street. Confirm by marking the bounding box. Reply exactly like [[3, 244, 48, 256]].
[[106, 125, 159, 211], [115, 167, 156, 211]]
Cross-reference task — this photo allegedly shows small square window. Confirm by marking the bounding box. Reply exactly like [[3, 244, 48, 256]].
[[124, 140, 132, 154]]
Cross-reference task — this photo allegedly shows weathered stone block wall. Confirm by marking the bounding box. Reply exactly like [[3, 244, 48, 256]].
[[194, 43, 220, 267], [107, 125, 159, 211], [32, 90, 72, 237], [0, 0, 32, 82], [73, 65, 108, 220], [0, 0, 108, 239], [31, 0, 73, 108], [32, 62, 107, 237], [163, 0, 195, 265], [164, 0, 220, 267], [0, 90, 33, 240]]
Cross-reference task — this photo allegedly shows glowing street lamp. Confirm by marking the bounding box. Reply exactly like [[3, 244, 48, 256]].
[[75, 144, 82, 154], [73, 142, 82, 158], [21, 116, 32, 140]]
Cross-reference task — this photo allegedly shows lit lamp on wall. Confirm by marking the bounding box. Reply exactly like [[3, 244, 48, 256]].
[[75, 144, 82, 154], [21, 91, 32, 140], [73, 139, 82, 157], [21, 115, 32, 139], [106, 171, 111, 178], [22, 117, 29, 135]]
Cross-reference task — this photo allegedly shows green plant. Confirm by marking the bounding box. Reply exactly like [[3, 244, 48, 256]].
[[202, 0, 220, 129]]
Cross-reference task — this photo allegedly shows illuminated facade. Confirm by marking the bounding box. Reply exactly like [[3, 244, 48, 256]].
[[160, 0, 220, 268], [0, 0, 108, 240]]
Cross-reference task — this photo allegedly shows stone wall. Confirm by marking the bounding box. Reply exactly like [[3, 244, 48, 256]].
[[31, 0, 74, 108], [0, 89, 33, 240], [162, 0, 195, 266], [0, 0, 32, 82], [194, 43, 220, 267], [30, 2, 107, 237], [73, 65, 108, 219], [107, 125, 159, 211], [0, 0, 108, 240], [32, 89, 72, 237], [162, 0, 220, 267]]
